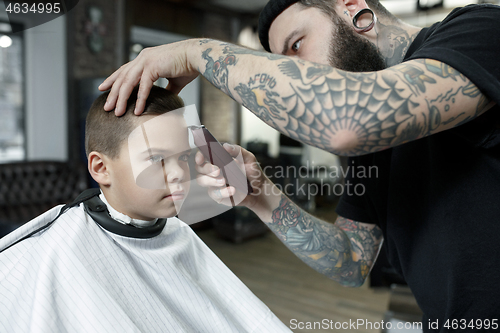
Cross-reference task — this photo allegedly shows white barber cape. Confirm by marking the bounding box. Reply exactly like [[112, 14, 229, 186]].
[[0, 204, 291, 333]]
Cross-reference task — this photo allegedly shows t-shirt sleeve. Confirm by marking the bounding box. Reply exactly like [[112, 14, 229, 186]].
[[405, 4, 500, 105]]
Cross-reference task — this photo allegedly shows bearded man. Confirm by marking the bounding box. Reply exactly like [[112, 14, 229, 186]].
[[99, 0, 500, 330]]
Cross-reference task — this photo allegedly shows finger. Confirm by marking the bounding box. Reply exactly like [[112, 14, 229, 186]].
[[103, 79, 120, 112], [222, 143, 240, 157], [114, 68, 143, 116], [105, 79, 122, 113], [228, 144, 258, 166], [194, 151, 221, 176], [209, 186, 236, 204], [99, 65, 126, 92], [103, 64, 132, 112], [221, 145, 262, 184], [221, 143, 248, 171], [105, 70, 129, 114], [194, 150, 206, 166], [134, 76, 154, 115], [196, 174, 227, 188], [195, 160, 220, 178]]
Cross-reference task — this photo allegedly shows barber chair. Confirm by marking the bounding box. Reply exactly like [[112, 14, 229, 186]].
[[0, 161, 88, 237]]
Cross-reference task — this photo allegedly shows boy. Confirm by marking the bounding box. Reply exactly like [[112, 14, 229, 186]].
[[0, 86, 291, 332]]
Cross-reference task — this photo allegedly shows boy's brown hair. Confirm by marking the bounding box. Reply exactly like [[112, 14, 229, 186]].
[[85, 86, 184, 159]]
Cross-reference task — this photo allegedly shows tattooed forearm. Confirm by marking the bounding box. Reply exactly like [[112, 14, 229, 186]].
[[279, 60, 334, 84], [248, 73, 277, 88], [234, 83, 286, 128], [199, 39, 212, 45], [266, 195, 382, 287], [197, 40, 491, 156], [397, 64, 436, 94], [424, 59, 465, 81], [222, 43, 284, 61], [201, 48, 237, 99]]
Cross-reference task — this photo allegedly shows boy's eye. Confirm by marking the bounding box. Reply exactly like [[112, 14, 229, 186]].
[[179, 153, 191, 162], [291, 39, 302, 52], [149, 155, 164, 164]]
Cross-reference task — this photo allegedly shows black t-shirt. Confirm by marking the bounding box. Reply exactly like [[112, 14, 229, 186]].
[[336, 4, 500, 330]]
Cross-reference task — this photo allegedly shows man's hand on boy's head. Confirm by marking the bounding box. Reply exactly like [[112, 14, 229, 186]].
[[195, 144, 266, 209], [98, 40, 200, 116]]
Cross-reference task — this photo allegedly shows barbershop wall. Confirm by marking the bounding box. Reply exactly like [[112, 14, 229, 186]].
[[65, 0, 125, 161], [0, 3, 67, 161]]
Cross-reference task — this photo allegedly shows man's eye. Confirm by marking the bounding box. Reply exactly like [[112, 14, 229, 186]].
[[149, 155, 164, 164], [292, 39, 302, 52]]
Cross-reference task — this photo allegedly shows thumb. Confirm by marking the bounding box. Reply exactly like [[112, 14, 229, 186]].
[[223, 144, 257, 165], [223, 143, 239, 157]]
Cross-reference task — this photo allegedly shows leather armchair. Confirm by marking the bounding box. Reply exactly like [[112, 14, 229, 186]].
[[0, 161, 88, 237]]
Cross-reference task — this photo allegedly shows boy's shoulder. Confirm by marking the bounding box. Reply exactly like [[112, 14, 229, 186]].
[[0, 188, 104, 253], [0, 191, 198, 259], [0, 204, 68, 253]]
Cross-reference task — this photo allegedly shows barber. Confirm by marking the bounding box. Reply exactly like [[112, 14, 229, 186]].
[[99, 0, 500, 330]]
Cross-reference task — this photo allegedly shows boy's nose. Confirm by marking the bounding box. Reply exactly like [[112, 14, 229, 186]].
[[163, 161, 185, 184]]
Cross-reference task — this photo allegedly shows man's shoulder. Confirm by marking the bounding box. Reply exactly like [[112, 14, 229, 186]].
[[424, 4, 500, 38], [445, 3, 500, 19], [422, 4, 500, 37]]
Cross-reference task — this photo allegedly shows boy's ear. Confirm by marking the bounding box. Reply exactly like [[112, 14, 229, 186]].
[[88, 152, 111, 186]]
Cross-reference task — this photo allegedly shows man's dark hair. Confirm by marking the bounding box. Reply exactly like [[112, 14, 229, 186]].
[[85, 86, 184, 159], [298, 0, 396, 22]]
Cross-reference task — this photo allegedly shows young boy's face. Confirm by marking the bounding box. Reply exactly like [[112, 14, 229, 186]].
[[104, 112, 192, 220]]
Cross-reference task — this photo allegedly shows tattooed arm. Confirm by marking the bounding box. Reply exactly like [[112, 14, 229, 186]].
[[195, 143, 383, 287], [266, 196, 383, 287], [249, 177, 383, 287], [193, 40, 494, 155], [101, 39, 495, 156]]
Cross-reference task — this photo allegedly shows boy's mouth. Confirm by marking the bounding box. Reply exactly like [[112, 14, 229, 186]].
[[164, 191, 185, 200]]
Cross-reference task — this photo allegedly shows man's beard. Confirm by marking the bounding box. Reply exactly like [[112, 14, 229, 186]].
[[328, 14, 386, 72]]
